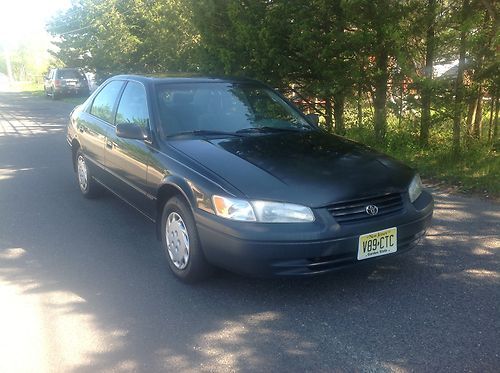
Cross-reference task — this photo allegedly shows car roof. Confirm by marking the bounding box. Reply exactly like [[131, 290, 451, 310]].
[[111, 73, 262, 85]]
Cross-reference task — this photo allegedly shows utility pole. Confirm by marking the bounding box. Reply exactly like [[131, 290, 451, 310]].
[[4, 48, 14, 82]]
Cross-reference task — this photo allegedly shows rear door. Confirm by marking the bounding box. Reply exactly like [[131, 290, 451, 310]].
[[78, 80, 124, 180], [105, 80, 155, 217]]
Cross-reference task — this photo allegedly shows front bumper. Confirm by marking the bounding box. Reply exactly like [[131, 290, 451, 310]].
[[195, 191, 433, 277]]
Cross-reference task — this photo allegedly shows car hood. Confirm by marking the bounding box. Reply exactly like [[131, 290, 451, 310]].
[[170, 131, 414, 207]]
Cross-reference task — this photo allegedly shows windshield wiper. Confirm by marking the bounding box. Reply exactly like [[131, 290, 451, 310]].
[[167, 130, 244, 138], [235, 126, 309, 134]]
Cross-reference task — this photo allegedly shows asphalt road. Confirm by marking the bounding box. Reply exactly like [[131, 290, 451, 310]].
[[0, 91, 499, 373]]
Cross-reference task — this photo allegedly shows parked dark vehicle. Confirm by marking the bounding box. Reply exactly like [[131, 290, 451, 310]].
[[45, 68, 89, 99], [67, 74, 433, 282]]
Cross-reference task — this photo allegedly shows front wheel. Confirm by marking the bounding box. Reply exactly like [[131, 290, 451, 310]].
[[75, 149, 100, 198], [161, 197, 213, 283]]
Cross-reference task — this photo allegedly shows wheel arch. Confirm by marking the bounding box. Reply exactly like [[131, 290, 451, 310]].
[[155, 177, 196, 240]]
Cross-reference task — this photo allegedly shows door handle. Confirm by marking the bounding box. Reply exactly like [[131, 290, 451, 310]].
[[78, 126, 84, 133], [106, 140, 113, 149]]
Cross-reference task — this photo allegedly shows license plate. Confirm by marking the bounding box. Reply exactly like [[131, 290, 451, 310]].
[[357, 227, 397, 260]]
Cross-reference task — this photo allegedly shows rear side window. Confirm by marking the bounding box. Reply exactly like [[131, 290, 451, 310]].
[[115, 81, 150, 128], [90, 81, 124, 123]]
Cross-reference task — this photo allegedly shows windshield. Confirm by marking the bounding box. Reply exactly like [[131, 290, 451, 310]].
[[156, 83, 313, 137]]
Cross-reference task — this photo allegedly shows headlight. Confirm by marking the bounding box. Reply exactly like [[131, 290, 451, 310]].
[[252, 201, 315, 223], [212, 195, 256, 221], [212, 195, 314, 223], [408, 174, 423, 203]]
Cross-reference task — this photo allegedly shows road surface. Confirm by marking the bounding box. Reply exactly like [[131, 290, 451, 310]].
[[0, 91, 499, 372]]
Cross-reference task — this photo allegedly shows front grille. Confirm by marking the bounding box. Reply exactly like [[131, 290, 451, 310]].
[[327, 193, 404, 224]]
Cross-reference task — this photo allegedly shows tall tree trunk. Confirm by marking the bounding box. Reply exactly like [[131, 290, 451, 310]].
[[357, 58, 365, 128], [357, 83, 363, 128], [332, 0, 346, 135], [419, 0, 436, 147], [452, 0, 470, 157], [488, 89, 496, 141], [398, 80, 404, 127], [333, 94, 345, 134], [493, 97, 499, 140], [325, 96, 333, 132], [374, 48, 388, 141], [473, 87, 483, 139], [465, 97, 477, 138]]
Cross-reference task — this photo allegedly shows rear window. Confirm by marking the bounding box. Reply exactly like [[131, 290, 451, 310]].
[[58, 70, 84, 80]]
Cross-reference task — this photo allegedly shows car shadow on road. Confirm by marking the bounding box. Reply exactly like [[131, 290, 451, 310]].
[[1, 93, 499, 372]]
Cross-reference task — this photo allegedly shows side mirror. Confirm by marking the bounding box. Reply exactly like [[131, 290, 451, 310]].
[[305, 113, 319, 126], [116, 123, 149, 140]]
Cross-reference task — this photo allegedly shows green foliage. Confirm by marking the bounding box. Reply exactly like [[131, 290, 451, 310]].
[[45, 0, 499, 194], [47, 0, 198, 78], [347, 115, 499, 195]]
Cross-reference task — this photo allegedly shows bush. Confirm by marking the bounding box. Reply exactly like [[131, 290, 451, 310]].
[[345, 118, 499, 196]]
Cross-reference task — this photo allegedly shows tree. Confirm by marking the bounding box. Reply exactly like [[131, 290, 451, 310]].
[[452, 0, 470, 156], [47, 0, 198, 77], [419, 0, 437, 147], [190, 0, 364, 134], [46, 0, 499, 161], [349, 0, 408, 142]]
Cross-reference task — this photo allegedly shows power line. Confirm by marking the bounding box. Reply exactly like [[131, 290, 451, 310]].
[[52, 4, 135, 36]]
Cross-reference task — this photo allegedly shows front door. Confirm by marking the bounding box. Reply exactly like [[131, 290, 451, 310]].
[[105, 81, 155, 218]]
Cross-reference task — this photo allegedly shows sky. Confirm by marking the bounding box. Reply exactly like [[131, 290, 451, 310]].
[[0, 0, 71, 50]]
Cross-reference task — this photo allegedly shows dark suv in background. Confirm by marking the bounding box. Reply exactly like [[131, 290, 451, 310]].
[[44, 68, 89, 99]]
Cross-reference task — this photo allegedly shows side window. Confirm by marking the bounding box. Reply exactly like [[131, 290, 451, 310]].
[[115, 81, 150, 128], [90, 81, 124, 124]]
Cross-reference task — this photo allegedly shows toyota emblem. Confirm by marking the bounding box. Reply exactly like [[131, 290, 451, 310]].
[[365, 205, 379, 215]]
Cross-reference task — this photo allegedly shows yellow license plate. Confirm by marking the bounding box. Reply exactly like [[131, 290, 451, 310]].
[[357, 227, 397, 260]]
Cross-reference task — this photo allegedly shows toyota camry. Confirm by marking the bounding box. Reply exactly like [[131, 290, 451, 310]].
[[67, 74, 433, 282]]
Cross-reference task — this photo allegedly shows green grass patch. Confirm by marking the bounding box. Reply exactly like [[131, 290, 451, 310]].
[[11, 81, 87, 105], [345, 121, 499, 197], [9, 81, 45, 96], [60, 96, 87, 105]]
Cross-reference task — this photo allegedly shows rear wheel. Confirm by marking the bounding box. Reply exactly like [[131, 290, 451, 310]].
[[76, 149, 100, 198], [161, 197, 213, 283]]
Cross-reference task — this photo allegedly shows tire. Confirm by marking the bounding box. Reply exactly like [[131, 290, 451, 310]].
[[161, 197, 213, 283], [51, 88, 59, 100], [75, 148, 100, 198]]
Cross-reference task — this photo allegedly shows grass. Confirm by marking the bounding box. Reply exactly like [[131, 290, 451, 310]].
[[8, 82, 87, 105], [60, 96, 87, 105], [346, 120, 499, 197], [9, 81, 45, 96]]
